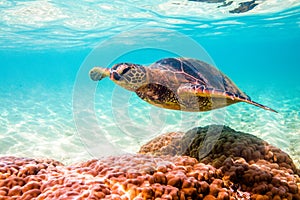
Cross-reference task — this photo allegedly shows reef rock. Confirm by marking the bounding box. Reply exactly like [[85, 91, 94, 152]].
[[0, 155, 229, 199], [0, 157, 63, 199], [140, 125, 300, 199]]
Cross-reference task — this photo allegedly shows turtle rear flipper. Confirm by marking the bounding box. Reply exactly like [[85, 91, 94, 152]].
[[240, 99, 278, 113]]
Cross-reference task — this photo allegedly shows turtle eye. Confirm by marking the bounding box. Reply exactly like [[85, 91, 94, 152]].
[[120, 67, 131, 75], [112, 71, 121, 80]]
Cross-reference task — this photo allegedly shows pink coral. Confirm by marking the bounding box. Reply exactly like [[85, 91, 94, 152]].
[[139, 125, 300, 199], [139, 132, 184, 155], [0, 156, 62, 199], [0, 153, 299, 199], [0, 155, 229, 199]]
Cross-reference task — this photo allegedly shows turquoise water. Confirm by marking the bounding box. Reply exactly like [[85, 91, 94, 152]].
[[0, 1, 300, 166]]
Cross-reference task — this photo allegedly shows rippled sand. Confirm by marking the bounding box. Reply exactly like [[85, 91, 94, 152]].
[[1, 83, 298, 168]]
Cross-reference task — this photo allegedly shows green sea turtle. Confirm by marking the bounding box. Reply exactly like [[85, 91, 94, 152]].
[[89, 57, 277, 112]]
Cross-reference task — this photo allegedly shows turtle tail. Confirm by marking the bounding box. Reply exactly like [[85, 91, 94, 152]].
[[245, 99, 278, 113]]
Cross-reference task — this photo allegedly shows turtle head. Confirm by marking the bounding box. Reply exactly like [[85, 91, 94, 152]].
[[110, 63, 147, 91]]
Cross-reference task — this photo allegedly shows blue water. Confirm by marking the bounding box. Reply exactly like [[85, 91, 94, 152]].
[[0, 1, 299, 165]]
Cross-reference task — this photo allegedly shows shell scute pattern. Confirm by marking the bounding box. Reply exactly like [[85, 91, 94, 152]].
[[153, 58, 207, 86], [221, 74, 250, 101]]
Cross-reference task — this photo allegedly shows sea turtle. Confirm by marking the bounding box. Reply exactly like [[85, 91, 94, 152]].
[[89, 57, 277, 112]]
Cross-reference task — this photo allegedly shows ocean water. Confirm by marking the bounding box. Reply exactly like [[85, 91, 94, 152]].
[[0, 0, 300, 166]]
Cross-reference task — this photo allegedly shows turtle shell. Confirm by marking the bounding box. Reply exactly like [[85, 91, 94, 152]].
[[148, 57, 250, 101]]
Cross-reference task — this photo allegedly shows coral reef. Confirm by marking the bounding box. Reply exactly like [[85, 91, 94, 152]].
[[140, 126, 299, 172], [0, 155, 227, 199], [0, 125, 299, 199], [0, 157, 63, 199], [139, 131, 184, 156], [140, 125, 300, 199]]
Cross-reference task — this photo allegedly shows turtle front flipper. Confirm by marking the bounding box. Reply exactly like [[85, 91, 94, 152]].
[[177, 83, 277, 112], [135, 83, 181, 110]]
